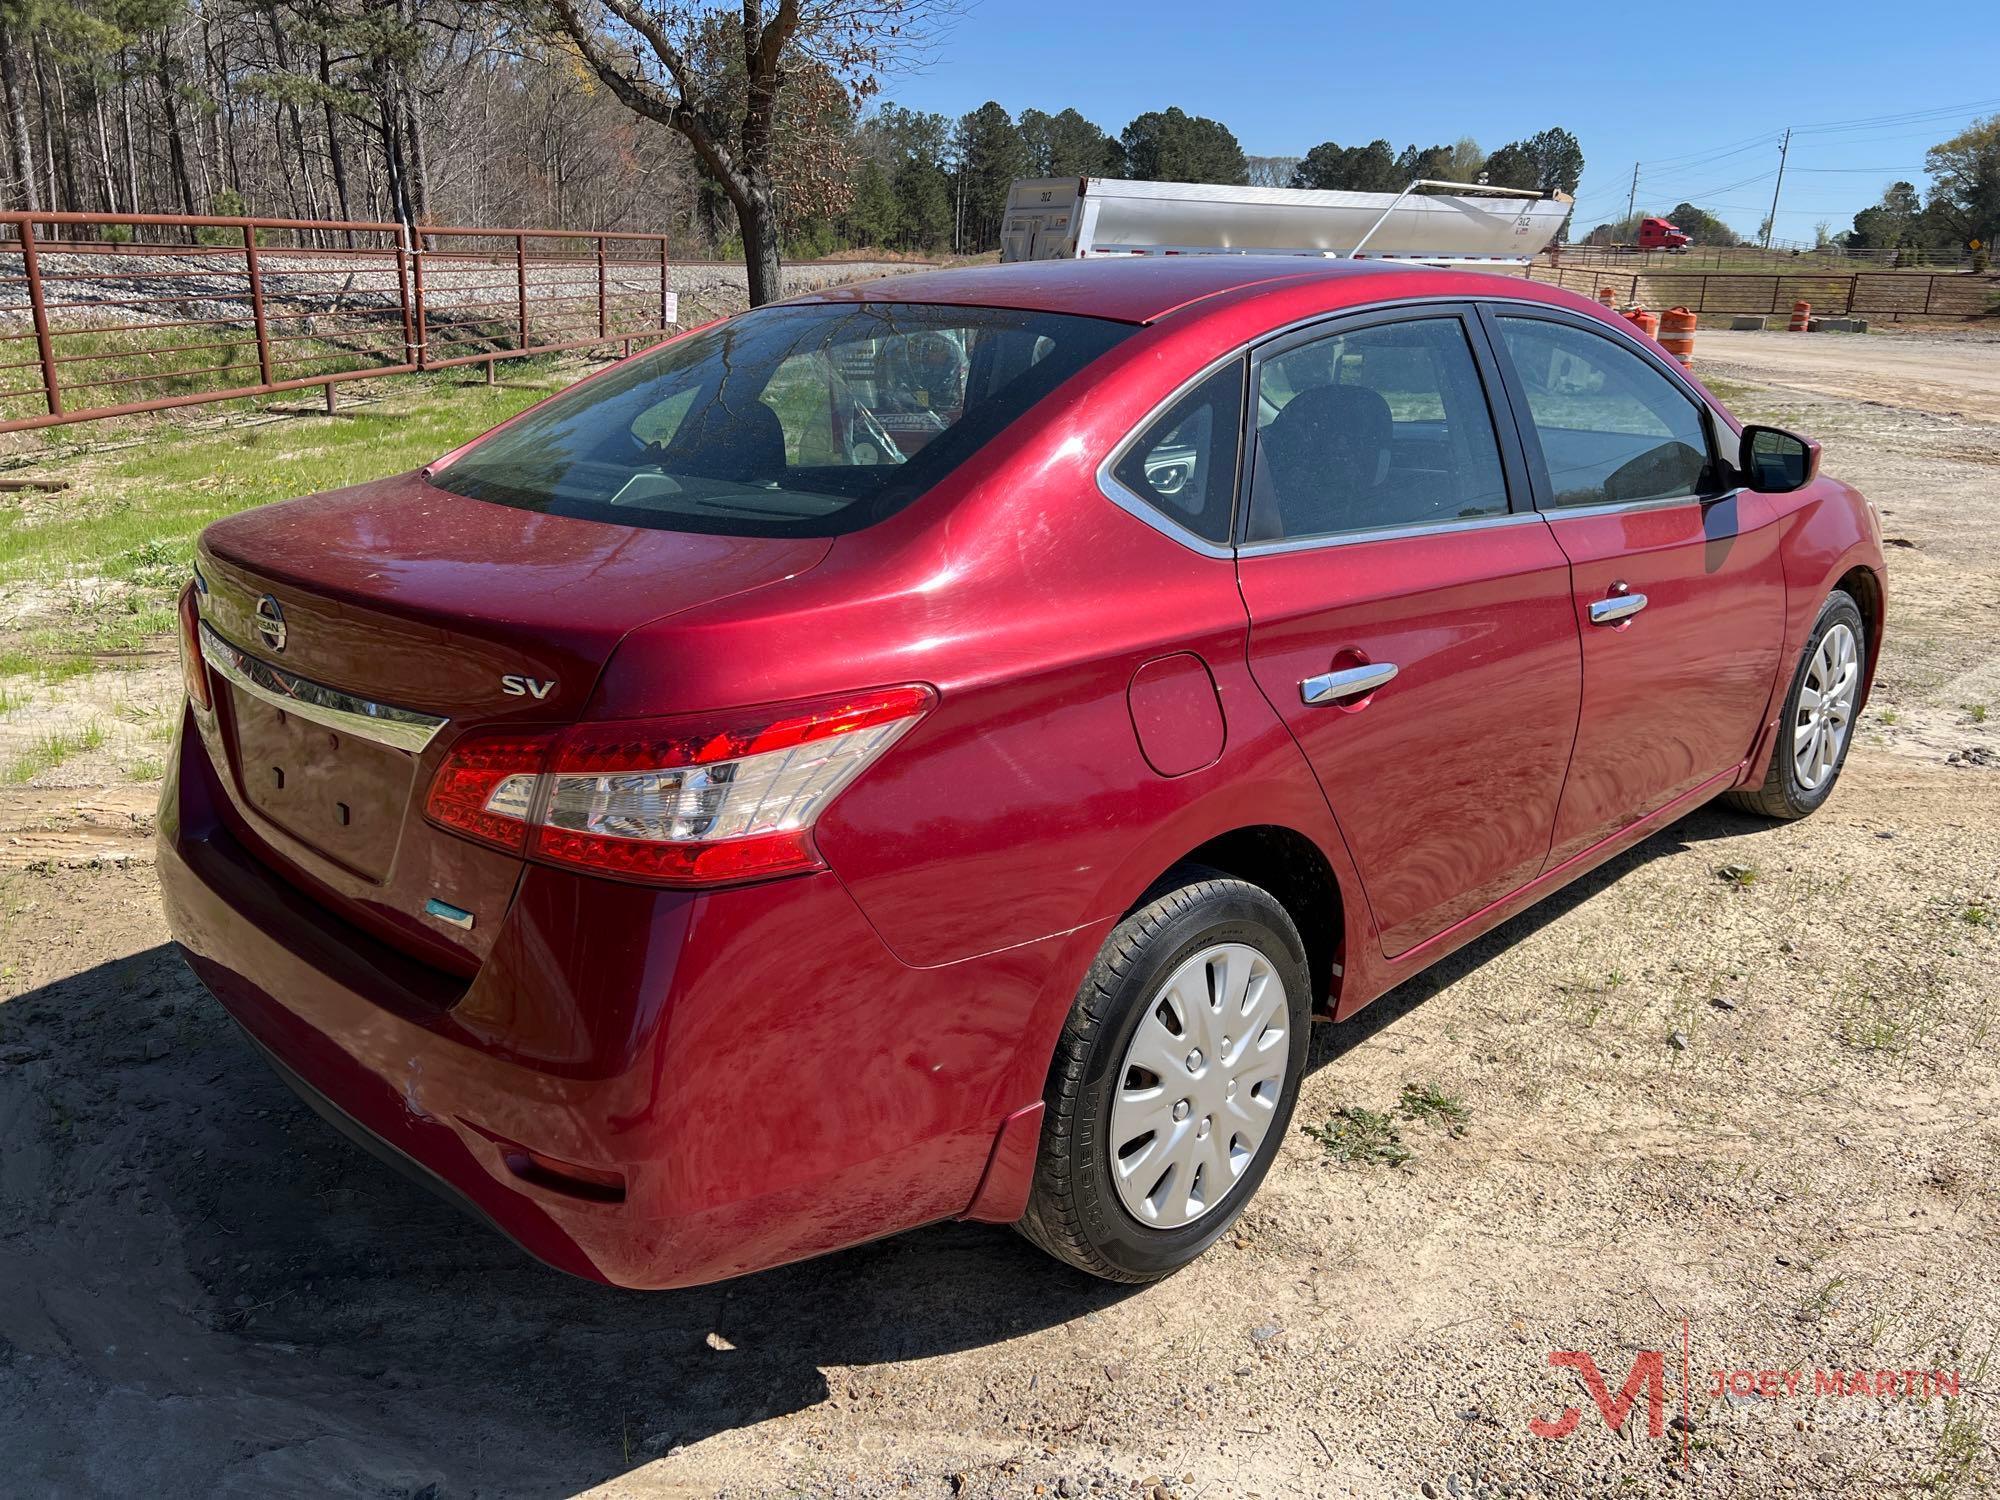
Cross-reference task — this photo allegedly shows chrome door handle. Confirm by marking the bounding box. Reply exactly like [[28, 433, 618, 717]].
[[1301, 661, 1398, 705], [1589, 592, 1649, 625]]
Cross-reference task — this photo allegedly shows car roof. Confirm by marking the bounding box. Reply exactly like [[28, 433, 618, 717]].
[[792, 256, 1426, 326]]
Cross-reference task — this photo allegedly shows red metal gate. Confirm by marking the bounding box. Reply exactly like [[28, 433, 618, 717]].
[[0, 211, 678, 433]]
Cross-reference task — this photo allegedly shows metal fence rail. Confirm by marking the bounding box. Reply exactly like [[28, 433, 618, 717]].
[[0, 211, 678, 433], [1526, 264, 1999, 320], [1551, 245, 1978, 273]]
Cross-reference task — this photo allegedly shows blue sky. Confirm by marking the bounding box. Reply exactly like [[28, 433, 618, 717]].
[[881, 0, 2000, 243]]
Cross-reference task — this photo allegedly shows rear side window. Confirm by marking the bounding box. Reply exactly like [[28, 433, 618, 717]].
[[1110, 360, 1245, 544], [1246, 317, 1508, 543], [431, 303, 1132, 537], [1492, 316, 1714, 507]]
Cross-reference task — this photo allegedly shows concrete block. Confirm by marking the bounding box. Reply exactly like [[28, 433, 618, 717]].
[[1809, 317, 1868, 333], [1730, 315, 1768, 331]]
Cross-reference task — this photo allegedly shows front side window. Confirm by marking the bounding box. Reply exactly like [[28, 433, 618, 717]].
[[1110, 359, 1245, 544], [432, 303, 1132, 537], [1492, 316, 1714, 508], [1245, 317, 1508, 544]]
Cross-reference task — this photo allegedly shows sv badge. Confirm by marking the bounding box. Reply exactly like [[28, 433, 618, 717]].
[[501, 674, 556, 700]]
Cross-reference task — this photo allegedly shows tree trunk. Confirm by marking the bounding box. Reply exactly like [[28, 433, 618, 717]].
[[736, 187, 782, 307], [404, 85, 432, 231], [265, 16, 320, 235], [318, 43, 354, 245], [216, 25, 242, 192], [93, 92, 117, 214], [157, 35, 199, 216], [0, 15, 36, 211], [379, 95, 412, 231], [30, 41, 67, 214], [119, 62, 136, 216]]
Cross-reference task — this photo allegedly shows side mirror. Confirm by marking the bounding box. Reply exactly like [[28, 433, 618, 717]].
[[1739, 425, 1821, 493]]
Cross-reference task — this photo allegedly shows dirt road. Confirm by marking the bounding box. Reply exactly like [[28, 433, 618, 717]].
[[1, 337, 1996, 1499], [1698, 328, 2000, 424]]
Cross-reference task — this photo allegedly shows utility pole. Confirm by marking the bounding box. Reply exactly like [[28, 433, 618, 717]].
[[1625, 162, 1639, 230], [1762, 129, 1791, 249]]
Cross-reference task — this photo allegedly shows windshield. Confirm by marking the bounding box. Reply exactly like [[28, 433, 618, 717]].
[[430, 301, 1133, 537]]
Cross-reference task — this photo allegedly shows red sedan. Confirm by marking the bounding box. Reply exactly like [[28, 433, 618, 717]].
[[159, 258, 1884, 1287]]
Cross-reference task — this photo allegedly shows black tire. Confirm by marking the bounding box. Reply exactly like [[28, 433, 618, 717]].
[[1017, 868, 1311, 1283], [1724, 588, 1867, 821]]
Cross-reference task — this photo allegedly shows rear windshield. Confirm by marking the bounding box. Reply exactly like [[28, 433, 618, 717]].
[[430, 301, 1133, 537]]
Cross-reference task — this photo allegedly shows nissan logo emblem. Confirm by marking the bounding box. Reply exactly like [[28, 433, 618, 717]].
[[254, 594, 287, 653]]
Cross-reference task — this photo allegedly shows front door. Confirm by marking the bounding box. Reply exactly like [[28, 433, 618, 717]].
[[1481, 309, 1787, 864], [1236, 308, 1584, 957]]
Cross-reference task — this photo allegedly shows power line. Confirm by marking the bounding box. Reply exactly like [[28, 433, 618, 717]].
[[1637, 131, 1780, 172], [1792, 93, 2000, 134]]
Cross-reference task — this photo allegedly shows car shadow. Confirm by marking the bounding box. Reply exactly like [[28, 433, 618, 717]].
[[0, 802, 1755, 1494], [1307, 801, 1753, 1070], [0, 941, 1136, 1495]]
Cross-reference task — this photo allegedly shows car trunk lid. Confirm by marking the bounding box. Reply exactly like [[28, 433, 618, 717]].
[[193, 471, 829, 967]]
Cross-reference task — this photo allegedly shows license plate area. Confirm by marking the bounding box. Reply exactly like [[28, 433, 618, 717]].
[[229, 689, 415, 882]]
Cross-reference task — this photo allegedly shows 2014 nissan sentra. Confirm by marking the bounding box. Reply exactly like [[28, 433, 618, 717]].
[[159, 259, 1885, 1287]]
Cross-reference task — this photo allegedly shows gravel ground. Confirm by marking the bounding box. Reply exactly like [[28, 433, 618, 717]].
[[0, 331, 1995, 1499], [0, 244, 925, 370]]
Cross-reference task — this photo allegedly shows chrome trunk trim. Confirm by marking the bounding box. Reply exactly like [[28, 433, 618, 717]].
[[198, 621, 447, 754]]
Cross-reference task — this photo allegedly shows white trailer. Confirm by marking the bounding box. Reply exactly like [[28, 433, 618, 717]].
[[999, 177, 1572, 265]]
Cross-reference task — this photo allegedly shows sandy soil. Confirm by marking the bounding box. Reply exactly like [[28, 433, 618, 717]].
[[1697, 329, 2000, 425], [0, 335, 1996, 1499]]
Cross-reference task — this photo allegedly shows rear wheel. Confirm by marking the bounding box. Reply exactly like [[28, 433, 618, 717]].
[[1725, 588, 1866, 820], [1018, 870, 1311, 1283]]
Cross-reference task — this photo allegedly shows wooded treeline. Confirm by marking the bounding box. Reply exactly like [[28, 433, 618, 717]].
[[0, 0, 1582, 257], [1842, 116, 1999, 260], [0, 0, 715, 238]]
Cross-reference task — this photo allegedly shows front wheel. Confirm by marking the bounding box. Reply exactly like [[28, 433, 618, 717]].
[[1725, 588, 1867, 820], [1017, 870, 1311, 1283]]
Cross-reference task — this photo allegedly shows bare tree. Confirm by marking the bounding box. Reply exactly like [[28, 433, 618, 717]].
[[0, 3, 39, 210], [536, 0, 946, 304]]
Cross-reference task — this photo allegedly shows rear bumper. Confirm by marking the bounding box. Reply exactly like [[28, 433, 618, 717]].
[[158, 707, 1085, 1289]]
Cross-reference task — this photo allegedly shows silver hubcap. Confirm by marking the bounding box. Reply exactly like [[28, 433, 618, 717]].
[[1792, 621, 1859, 792], [1108, 943, 1289, 1230]]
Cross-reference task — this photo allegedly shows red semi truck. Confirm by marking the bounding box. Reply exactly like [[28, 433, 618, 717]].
[[1632, 216, 1692, 252]]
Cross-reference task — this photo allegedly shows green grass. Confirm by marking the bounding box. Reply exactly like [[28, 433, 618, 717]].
[[1925, 1399, 1984, 1497], [1839, 992, 1915, 1055], [1691, 375, 1775, 421], [1301, 1106, 1413, 1167], [1397, 1081, 1472, 1137], [1718, 862, 1761, 889], [0, 362, 576, 677], [0, 649, 100, 686], [4, 722, 106, 784], [2, 317, 532, 429]]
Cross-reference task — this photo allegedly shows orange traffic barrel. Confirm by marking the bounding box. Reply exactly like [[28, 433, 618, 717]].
[[1658, 306, 1697, 365], [1597, 287, 1618, 307], [1788, 300, 1812, 332], [1624, 306, 1661, 340]]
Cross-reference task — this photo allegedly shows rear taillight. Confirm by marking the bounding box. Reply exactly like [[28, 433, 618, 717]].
[[423, 685, 933, 887], [177, 581, 212, 712], [423, 731, 555, 852]]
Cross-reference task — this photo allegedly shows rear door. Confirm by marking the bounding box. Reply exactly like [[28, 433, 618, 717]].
[[1480, 307, 1786, 865], [1236, 307, 1584, 957]]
